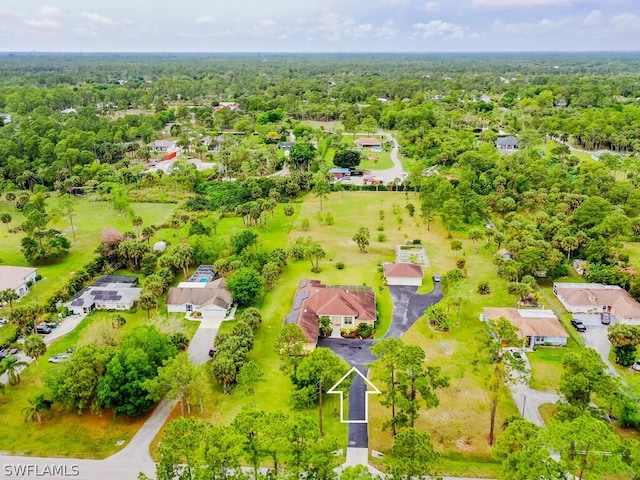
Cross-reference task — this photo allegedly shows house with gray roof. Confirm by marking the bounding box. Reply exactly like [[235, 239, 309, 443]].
[[65, 275, 141, 315], [167, 276, 232, 319], [496, 136, 519, 151]]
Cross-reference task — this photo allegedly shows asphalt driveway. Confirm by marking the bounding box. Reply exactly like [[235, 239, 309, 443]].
[[385, 284, 444, 338], [318, 282, 444, 449]]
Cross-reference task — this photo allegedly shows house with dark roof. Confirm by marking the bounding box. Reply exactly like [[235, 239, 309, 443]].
[[167, 277, 232, 319], [284, 280, 376, 350], [65, 276, 141, 315], [383, 263, 423, 286], [482, 307, 568, 347], [496, 136, 519, 151]]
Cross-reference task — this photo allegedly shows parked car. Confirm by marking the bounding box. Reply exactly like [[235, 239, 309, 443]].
[[36, 324, 52, 335], [432, 274, 441, 282], [208, 348, 217, 358], [45, 321, 58, 329], [0, 317, 8, 326], [600, 313, 611, 325], [632, 360, 640, 372], [48, 353, 71, 364], [570, 318, 587, 332]]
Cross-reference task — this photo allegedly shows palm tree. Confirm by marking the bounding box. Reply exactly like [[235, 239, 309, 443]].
[[1, 356, 28, 385], [24, 334, 47, 376], [0, 289, 19, 311], [137, 293, 157, 319], [0, 212, 11, 232], [22, 395, 53, 424]]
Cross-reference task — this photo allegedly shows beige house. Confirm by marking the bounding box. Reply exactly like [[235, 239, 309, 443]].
[[0, 266, 38, 298], [167, 278, 232, 319], [483, 307, 568, 347], [553, 282, 640, 324], [354, 137, 382, 148], [284, 280, 376, 349], [383, 263, 423, 286]]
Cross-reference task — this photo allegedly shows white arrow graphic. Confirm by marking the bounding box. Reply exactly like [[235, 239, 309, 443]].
[[328, 367, 381, 424]]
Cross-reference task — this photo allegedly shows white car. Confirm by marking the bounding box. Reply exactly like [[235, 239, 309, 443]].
[[633, 360, 640, 372], [48, 353, 72, 364]]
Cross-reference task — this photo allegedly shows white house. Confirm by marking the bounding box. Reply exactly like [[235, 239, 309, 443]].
[[148, 140, 175, 153], [166, 278, 232, 319], [483, 307, 568, 347], [65, 275, 141, 315], [383, 263, 424, 286], [0, 266, 38, 298], [553, 282, 640, 324]]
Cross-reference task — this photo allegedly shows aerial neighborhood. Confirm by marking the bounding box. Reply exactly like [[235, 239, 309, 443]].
[[1, 52, 640, 480]]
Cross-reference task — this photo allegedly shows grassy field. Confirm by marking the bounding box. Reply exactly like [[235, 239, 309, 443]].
[[0, 196, 177, 309]]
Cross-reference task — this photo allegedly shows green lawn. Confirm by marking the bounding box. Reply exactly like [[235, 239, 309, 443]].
[[0, 196, 178, 312], [527, 338, 580, 391]]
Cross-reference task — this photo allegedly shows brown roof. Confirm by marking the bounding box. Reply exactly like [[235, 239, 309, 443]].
[[555, 283, 640, 319], [354, 137, 382, 147], [167, 282, 232, 309], [285, 280, 376, 343], [483, 308, 568, 339], [383, 263, 423, 278], [0, 266, 37, 291]]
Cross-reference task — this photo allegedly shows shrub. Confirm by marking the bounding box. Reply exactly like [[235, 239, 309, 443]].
[[336, 261, 345, 270], [325, 212, 334, 225], [340, 328, 358, 339], [379, 210, 385, 220], [477, 282, 491, 295], [456, 257, 466, 269], [356, 323, 374, 339], [377, 224, 385, 231], [377, 233, 387, 242], [301, 219, 310, 231]]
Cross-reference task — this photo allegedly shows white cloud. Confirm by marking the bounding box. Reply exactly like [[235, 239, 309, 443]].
[[610, 12, 640, 29], [413, 20, 469, 38], [583, 10, 602, 26], [492, 18, 565, 34], [24, 18, 60, 31], [473, 0, 574, 7], [195, 16, 216, 25], [312, 12, 375, 41], [23, 4, 62, 31], [83, 13, 114, 28], [38, 5, 61, 17], [425, 2, 440, 11]]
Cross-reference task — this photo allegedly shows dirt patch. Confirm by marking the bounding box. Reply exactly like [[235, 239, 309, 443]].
[[455, 437, 476, 452]]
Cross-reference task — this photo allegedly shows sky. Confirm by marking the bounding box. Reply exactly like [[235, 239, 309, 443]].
[[0, 0, 639, 52]]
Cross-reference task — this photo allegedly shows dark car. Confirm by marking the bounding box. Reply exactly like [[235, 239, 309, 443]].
[[570, 318, 587, 332], [36, 324, 52, 335], [208, 348, 217, 358]]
